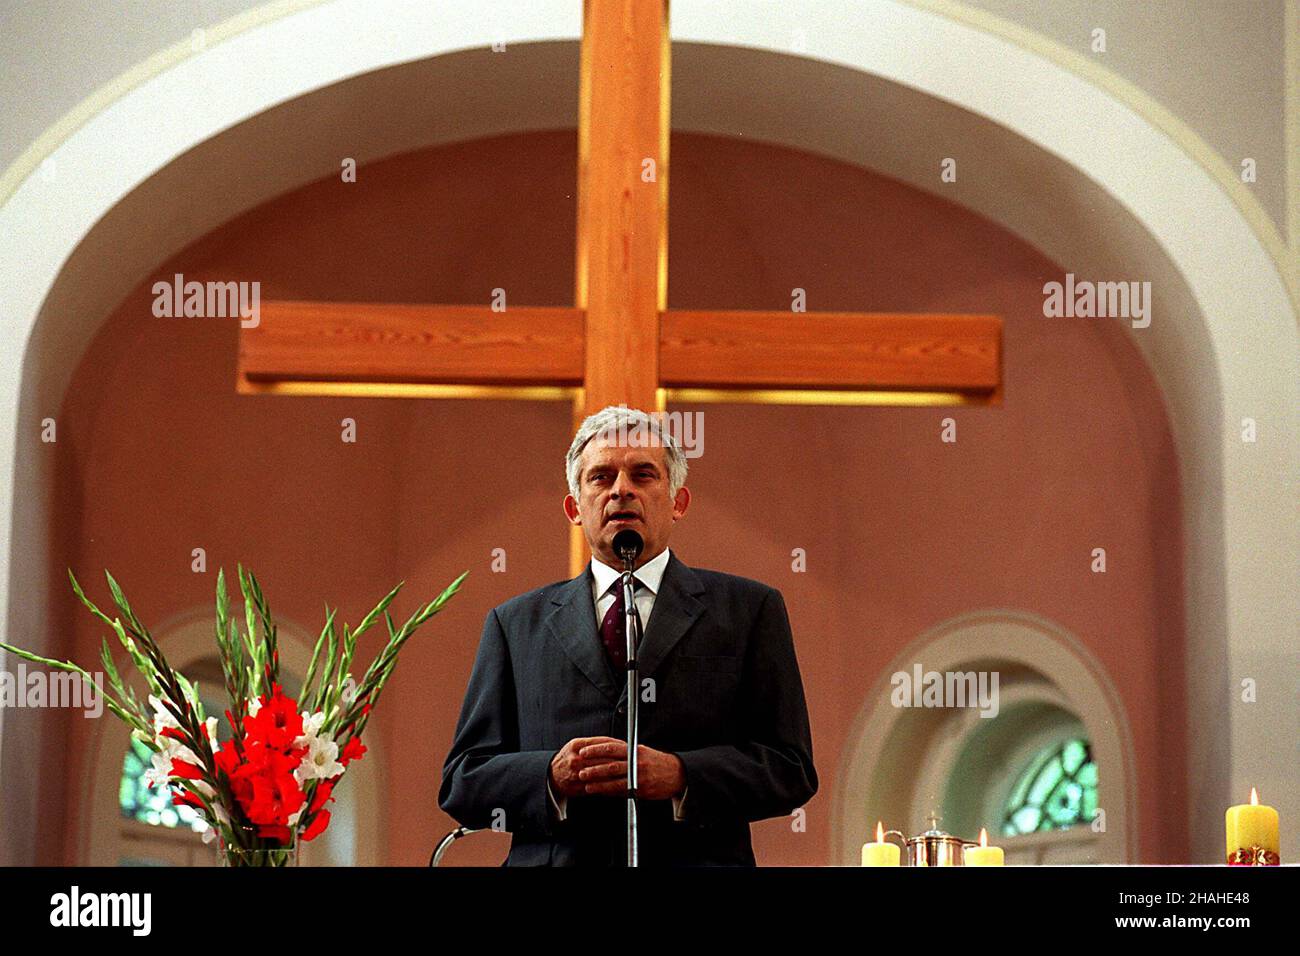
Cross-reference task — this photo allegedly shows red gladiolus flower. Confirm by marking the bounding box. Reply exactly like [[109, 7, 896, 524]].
[[340, 737, 367, 766], [238, 750, 304, 827], [214, 738, 239, 774], [210, 696, 311, 839], [302, 809, 330, 842], [296, 778, 338, 842], [172, 788, 206, 810], [309, 779, 335, 814], [243, 685, 304, 750], [170, 758, 204, 780]]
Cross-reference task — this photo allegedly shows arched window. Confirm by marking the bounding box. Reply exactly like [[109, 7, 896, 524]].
[[835, 612, 1135, 865], [120, 737, 205, 832], [116, 657, 227, 836], [1001, 737, 1098, 836]]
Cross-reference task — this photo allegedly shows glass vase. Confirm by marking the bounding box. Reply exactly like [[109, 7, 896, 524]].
[[217, 827, 300, 867]]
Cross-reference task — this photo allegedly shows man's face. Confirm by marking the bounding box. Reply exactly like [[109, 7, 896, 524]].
[[564, 439, 690, 568]]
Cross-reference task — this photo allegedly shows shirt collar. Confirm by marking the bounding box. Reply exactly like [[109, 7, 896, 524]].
[[591, 546, 672, 597]]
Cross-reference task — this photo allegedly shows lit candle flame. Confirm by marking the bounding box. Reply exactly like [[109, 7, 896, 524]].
[[978, 827, 989, 848], [1250, 787, 1259, 806], [876, 820, 884, 843]]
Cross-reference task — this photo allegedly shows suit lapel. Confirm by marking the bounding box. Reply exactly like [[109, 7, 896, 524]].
[[546, 554, 708, 706], [631, 553, 706, 692], [545, 564, 620, 702]]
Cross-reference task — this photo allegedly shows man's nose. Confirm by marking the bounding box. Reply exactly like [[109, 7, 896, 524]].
[[610, 471, 636, 497]]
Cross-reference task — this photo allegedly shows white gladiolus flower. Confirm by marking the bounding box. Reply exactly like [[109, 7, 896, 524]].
[[341, 676, 358, 706], [292, 708, 341, 785], [146, 737, 204, 789], [148, 694, 181, 733], [144, 749, 173, 789], [199, 803, 230, 844], [296, 710, 326, 745], [294, 736, 343, 785], [246, 696, 262, 718], [148, 695, 216, 764], [142, 698, 207, 789]]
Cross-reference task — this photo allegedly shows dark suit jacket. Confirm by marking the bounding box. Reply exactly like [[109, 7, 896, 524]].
[[439, 552, 817, 866]]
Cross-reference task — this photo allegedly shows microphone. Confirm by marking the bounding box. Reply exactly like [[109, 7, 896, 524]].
[[608, 530, 644, 865], [612, 529, 644, 569]]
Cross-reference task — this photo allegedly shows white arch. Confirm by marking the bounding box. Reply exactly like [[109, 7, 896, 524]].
[[0, 0, 1294, 864]]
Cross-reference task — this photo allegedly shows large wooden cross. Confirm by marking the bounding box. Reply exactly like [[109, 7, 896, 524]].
[[238, 1, 1001, 575]]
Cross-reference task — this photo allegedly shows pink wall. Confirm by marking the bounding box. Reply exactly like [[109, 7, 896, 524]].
[[46, 130, 1186, 864]]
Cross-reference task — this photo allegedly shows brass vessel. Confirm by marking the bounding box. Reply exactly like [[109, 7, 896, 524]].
[[882, 815, 980, 866]]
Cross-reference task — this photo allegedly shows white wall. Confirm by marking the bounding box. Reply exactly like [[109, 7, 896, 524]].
[[0, 0, 1295, 864], [2, 0, 1291, 239]]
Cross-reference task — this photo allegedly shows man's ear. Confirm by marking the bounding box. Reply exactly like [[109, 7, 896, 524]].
[[672, 486, 691, 520], [563, 494, 582, 525]]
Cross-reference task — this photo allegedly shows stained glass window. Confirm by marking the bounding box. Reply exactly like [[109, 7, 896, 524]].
[[119, 736, 205, 831], [1000, 737, 1097, 836], [117, 658, 229, 832]]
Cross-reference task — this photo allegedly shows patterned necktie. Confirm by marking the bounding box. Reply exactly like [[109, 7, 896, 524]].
[[599, 578, 642, 671]]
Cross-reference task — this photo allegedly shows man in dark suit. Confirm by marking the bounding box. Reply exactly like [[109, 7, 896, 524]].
[[439, 406, 817, 866]]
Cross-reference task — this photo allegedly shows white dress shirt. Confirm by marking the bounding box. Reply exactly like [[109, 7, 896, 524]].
[[547, 547, 688, 822]]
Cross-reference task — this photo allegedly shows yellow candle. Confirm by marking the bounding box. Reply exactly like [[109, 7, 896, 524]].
[[1226, 788, 1279, 865], [862, 821, 900, 866], [964, 828, 1004, 866]]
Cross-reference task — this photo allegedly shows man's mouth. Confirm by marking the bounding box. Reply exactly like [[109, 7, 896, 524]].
[[606, 511, 640, 524]]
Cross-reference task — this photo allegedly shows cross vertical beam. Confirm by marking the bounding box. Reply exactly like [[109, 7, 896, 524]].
[[575, 0, 669, 416], [570, 0, 671, 572]]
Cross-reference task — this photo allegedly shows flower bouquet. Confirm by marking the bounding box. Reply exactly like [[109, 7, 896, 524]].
[[0, 566, 466, 866]]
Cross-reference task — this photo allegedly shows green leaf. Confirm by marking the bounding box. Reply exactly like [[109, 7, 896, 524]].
[[302, 606, 336, 708], [103, 570, 144, 633]]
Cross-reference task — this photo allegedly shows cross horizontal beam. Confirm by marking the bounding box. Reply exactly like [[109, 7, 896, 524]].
[[237, 301, 584, 390], [661, 309, 1001, 393], [239, 302, 1001, 401]]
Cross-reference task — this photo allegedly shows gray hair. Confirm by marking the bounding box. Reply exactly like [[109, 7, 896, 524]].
[[566, 405, 688, 499]]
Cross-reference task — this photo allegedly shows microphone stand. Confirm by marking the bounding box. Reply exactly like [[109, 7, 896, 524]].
[[620, 562, 642, 867]]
